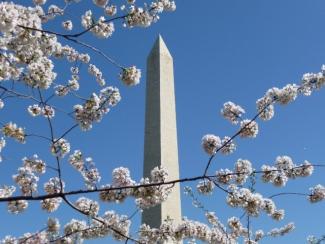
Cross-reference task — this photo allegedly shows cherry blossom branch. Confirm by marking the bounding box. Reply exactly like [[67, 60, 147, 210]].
[[0, 85, 40, 103], [50, 225, 102, 243], [64, 36, 123, 68], [37, 88, 64, 192], [66, 14, 128, 38], [16, 26, 123, 68], [0, 84, 74, 119], [62, 196, 139, 243], [268, 192, 310, 199], [0, 175, 210, 202], [203, 99, 275, 176], [19, 227, 47, 244], [1, 163, 324, 202]]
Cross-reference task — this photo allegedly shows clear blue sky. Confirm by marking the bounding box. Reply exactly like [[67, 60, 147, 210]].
[[1, 0, 325, 243]]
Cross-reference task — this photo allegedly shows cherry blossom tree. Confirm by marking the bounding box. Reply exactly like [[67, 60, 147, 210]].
[[0, 1, 324, 243]]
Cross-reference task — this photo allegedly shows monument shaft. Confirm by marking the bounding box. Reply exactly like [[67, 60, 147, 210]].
[[142, 36, 182, 229]]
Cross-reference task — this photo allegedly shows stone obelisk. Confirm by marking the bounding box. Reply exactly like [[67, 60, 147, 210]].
[[142, 35, 182, 230]]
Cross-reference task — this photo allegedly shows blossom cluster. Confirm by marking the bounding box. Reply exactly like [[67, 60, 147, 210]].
[[139, 218, 236, 244], [255, 64, 325, 122], [13, 155, 46, 196], [227, 184, 284, 219], [27, 104, 55, 118], [201, 134, 236, 156], [81, 10, 115, 38], [69, 150, 101, 189], [62, 20, 73, 31], [74, 86, 121, 131], [60, 211, 131, 242], [221, 101, 245, 124], [300, 65, 325, 96], [7, 200, 28, 214], [119, 66, 141, 86], [215, 159, 253, 185], [1, 122, 25, 143], [41, 177, 65, 212], [267, 222, 295, 237], [54, 68, 80, 96], [0, 185, 16, 199], [99, 166, 173, 209], [124, 0, 176, 28], [1, 211, 130, 243], [88, 64, 105, 86], [308, 184, 325, 203], [75, 197, 100, 217], [51, 138, 71, 158], [261, 156, 314, 187]]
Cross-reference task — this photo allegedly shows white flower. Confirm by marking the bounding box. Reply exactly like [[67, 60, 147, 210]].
[[256, 96, 274, 121], [275, 155, 294, 170], [44, 177, 64, 194], [197, 180, 214, 195], [216, 168, 234, 185], [124, 7, 154, 28], [221, 102, 245, 124], [41, 198, 62, 212], [271, 209, 285, 221], [309, 184, 325, 203], [74, 87, 121, 131], [0, 185, 15, 198], [272, 172, 288, 187], [22, 155, 46, 174], [261, 165, 277, 183], [8, 200, 28, 214], [27, 104, 42, 117], [82, 11, 115, 38], [69, 150, 84, 171], [47, 218, 60, 233], [64, 219, 87, 236], [24, 57, 57, 89], [2, 122, 25, 143], [268, 222, 294, 237], [105, 5, 117, 16], [263, 198, 276, 215], [239, 120, 258, 138], [112, 167, 135, 187], [0, 2, 19, 33], [201, 134, 221, 155], [75, 197, 99, 216], [82, 167, 101, 190], [51, 138, 70, 158], [119, 66, 141, 86], [220, 136, 236, 155], [62, 20, 73, 30], [234, 159, 252, 185], [254, 230, 264, 242], [42, 105, 55, 119], [81, 10, 93, 28], [88, 64, 105, 86], [301, 66, 325, 95], [47, 5, 64, 18], [55, 85, 69, 96]]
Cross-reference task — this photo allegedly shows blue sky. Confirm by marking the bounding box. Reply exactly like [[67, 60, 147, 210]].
[[1, 0, 325, 243]]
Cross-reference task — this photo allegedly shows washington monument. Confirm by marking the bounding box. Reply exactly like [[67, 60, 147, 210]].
[[142, 35, 182, 232]]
